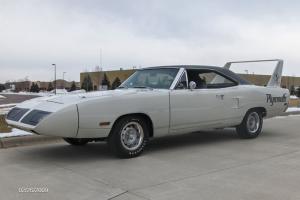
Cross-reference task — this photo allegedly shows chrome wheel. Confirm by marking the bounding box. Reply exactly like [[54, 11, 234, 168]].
[[120, 122, 144, 151], [247, 112, 260, 134]]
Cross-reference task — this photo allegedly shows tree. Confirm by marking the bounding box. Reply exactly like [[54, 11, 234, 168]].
[[30, 83, 35, 92], [101, 73, 110, 89], [69, 81, 77, 92], [111, 77, 121, 89], [47, 82, 54, 91], [0, 84, 5, 92], [81, 75, 93, 92], [297, 87, 300, 98], [30, 83, 40, 93], [290, 85, 296, 96]]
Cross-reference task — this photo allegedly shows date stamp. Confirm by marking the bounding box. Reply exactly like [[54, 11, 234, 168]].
[[18, 187, 49, 193]]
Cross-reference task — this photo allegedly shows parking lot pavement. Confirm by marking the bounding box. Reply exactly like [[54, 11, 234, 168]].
[[1, 115, 300, 200], [0, 94, 39, 105]]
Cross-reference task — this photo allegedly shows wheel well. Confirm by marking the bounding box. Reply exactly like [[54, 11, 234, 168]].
[[111, 113, 154, 137], [248, 107, 267, 117]]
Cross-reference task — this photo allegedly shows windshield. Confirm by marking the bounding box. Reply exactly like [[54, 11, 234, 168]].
[[120, 68, 179, 89]]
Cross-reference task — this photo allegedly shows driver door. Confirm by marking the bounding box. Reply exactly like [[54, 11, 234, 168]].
[[169, 69, 239, 134]]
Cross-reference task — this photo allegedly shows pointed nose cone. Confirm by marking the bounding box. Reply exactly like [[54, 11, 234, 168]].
[[34, 105, 78, 138]]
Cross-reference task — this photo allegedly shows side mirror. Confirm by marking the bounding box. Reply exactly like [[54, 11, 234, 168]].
[[189, 81, 196, 90]]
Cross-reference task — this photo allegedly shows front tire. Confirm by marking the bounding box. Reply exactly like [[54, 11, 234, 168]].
[[63, 138, 89, 146], [236, 110, 263, 139], [108, 116, 149, 158]]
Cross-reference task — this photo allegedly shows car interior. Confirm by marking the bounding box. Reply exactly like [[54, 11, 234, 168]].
[[176, 69, 237, 89]]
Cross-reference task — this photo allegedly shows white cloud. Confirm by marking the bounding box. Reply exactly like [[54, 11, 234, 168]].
[[1, 0, 300, 82]]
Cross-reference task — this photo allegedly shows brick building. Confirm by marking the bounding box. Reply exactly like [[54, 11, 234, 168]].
[[80, 69, 135, 91], [5, 80, 80, 92]]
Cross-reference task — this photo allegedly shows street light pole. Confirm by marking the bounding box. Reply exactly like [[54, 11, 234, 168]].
[[63, 72, 66, 90], [52, 64, 56, 95]]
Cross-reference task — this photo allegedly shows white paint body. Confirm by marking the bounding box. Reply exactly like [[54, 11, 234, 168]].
[[6, 67, 290, 139]]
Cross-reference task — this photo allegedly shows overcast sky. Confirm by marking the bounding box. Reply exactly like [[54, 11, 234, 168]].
[[1, 0, 300, 83]]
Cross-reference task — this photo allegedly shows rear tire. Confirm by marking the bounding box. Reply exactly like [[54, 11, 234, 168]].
[[236, 110, 263, 139], [63, 138, 89, 146], [108, 116, 149, 158]]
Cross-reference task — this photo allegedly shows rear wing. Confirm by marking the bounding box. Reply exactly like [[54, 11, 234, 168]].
[[223, 59, 283, 87]]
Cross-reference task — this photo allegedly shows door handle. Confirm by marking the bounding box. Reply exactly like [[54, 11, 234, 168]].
[[216, 94, 225, 100]]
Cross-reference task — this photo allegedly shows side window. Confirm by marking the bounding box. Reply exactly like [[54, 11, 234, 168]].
[[175, 71, 188, 89], [187, 69, 237, 89]]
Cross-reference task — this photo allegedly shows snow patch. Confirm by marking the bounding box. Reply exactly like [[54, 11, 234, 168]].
[[290, 95, 299, 100], [0, 104, 16, 115], [0, 95, 6, 99], [0, 129, 32, 138], [286, 107, 300, 112], [0, 104, 16, 108]]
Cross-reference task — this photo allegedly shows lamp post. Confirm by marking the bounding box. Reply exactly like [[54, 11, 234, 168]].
[[63, 72, 66, 90], [52, 64, 56, 95]]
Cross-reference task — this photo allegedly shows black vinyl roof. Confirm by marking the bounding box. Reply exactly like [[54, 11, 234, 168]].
[[144, 65, 251, 85]]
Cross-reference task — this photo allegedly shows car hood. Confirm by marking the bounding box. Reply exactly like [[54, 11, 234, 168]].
[[46, 89, 149, 104], [16, 89, 166, 112]]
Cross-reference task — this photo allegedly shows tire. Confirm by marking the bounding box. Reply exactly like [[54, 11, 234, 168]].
[[63, 138, 90, 146], [108, 116, 149, 158], [236, 110, 263, 139]]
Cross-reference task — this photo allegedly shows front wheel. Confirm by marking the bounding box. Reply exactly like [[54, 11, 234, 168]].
[[236, 110, 263, 139], [63, 138, 90, 146], [108, 116, 149, 158]]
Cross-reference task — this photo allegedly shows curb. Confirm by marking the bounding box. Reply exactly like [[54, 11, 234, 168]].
[[280, 111, 300, 116], [0, 135, 62, 149]]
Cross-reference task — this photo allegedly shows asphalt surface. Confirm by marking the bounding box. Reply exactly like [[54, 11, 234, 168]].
[[0, 94, 39, 105], [1, 115, 300, 200]]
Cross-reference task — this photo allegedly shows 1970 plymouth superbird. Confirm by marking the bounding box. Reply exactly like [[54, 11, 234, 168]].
[[6, 59, 289, 158]]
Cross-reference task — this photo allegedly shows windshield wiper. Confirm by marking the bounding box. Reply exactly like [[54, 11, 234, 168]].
[[133, 86, 153, 90], [117, 86, 127, 89]]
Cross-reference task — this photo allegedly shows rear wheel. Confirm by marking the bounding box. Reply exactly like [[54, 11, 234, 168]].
[[108, 116, 149, 158], [63, 138, 89, 146], [236, 110, 263, 139]]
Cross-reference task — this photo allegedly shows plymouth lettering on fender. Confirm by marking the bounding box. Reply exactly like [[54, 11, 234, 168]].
[[266, 94, 287, 106]]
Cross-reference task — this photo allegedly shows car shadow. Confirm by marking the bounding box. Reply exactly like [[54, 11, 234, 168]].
[[12, 129, 241, 163], [145, 129, 239, 154], [17, 142, 114, 163]]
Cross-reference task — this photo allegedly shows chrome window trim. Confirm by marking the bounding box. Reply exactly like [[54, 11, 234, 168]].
[[170, 68, 185, 90], [184, 70, 189, 88], [185, 68, 239, 86], [173, 69, 189, 90]]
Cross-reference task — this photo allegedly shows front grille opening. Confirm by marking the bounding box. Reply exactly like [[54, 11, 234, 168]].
[[21, 110, 51, 126], [6, 108, 29, 122]]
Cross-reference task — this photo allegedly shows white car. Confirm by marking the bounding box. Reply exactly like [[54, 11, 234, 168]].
[[6, 59, 289, 158]]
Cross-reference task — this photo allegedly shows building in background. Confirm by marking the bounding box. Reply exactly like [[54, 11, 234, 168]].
[[4, 80, 80, 92], [240, 74, 300, 90], [4, 81, 31, 92], [80, 69, 135, 91], [80, 68, 300, 92], [37, 80, 80, 91], [3, 69, 300, 93]]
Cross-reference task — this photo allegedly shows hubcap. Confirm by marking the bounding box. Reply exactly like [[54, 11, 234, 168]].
[[247, 112, 260, 134], [120, 122, 144, 151]]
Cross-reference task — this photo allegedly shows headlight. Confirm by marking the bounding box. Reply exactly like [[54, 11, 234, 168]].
[[21, 110, 52, 126]]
